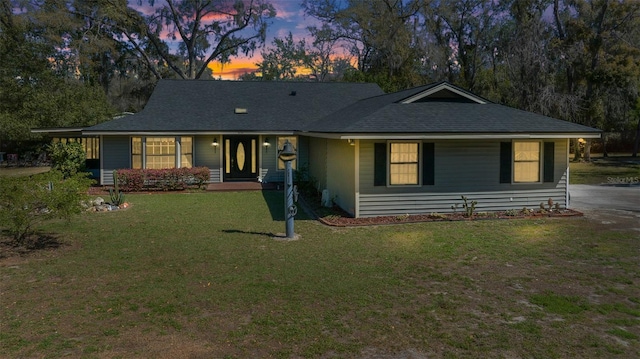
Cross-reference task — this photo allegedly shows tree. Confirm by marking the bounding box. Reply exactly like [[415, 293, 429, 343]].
[[256, 32, 308, 80], [303, 0, 424, 91], [305, 24, 342, 82], [491, 0, 557, 112], [112, 0, 276, 80], [421, 0, 499, 91], [552, 0, 640, 161], [0, 1, 114, 144]]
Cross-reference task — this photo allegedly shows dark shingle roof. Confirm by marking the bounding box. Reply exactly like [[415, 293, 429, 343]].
[[84, 80, 384, 133], [306, 82, 600, 135], [84, 80, 600, 136]]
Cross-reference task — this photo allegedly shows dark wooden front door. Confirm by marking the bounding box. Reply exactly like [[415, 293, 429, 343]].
[[224, 136, 258, 181]]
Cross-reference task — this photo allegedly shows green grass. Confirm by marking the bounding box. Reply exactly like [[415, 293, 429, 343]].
[[569, 154, 640, 184], [530, 292, 590, 315], [1, 191, 640, 358], [0, 166, 50, 177]]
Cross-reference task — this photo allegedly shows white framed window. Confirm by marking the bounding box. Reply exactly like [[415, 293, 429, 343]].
[[513, 141, 540, 183], [131, 136, 193, 169], [389, 142, 420, 185], [277, 136, 297, 170], [146, 137, 176, 169]]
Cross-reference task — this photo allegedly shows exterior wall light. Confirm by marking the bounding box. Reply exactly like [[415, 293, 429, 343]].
[[211, 137, 219, 152], [263, 137, 271, 151]]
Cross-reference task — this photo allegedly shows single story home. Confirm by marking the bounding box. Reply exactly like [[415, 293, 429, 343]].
[[35, 80, 601, 218]]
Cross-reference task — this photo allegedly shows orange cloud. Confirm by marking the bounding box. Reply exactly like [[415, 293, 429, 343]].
[[209, 60, 258, 80]]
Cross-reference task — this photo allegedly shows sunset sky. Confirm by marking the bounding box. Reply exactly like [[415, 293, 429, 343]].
[[129, 1, 321, 80], [207, 0, 321, 80]]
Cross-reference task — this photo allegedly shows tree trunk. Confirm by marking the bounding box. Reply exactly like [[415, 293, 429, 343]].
[[572, 138, 582, 161], [602, 133, 608, 157], [584, 138, 592, 162]]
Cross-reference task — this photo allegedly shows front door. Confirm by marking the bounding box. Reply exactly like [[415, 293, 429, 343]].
[[224, 136, 259, 181]]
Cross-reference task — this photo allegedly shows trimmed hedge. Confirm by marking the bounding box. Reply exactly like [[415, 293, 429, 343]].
[[115, 167, 210, 192]]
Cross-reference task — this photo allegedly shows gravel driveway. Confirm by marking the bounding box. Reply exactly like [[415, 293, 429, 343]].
[[569, 184, 640, 232]]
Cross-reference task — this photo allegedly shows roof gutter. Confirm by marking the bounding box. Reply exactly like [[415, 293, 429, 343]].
[[82, 130, 296, 136], [302, 132, 602, 140], [31, 127, 84, 134]]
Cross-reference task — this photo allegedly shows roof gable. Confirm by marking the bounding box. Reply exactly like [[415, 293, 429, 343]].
[[400, 82, 487, 104], [305, 81, 600, 137]]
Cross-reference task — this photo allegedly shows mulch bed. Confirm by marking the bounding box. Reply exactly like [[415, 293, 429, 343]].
[[311, 204, 583, 227]]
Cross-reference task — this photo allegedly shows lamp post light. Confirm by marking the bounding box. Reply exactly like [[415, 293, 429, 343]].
[[278, 140, 297, 239]]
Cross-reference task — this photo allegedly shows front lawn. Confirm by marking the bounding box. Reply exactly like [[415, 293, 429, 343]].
[[570, 155, 640, 185], [1, 191, 639, 358], [0, 166, 50, 177]]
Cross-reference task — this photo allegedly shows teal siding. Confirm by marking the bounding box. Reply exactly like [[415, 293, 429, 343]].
[[261, 136, 278, 183], [261, 135, 309, 183], [308, 137, 328, 191], [194, 136, 221, 182], [357, 139, 568, 217], [101, 136, 130, 185], [326, 139, 356, 216]]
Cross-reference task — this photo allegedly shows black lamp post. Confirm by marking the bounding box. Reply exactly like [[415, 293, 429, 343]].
[[278, 140, 297, 238]]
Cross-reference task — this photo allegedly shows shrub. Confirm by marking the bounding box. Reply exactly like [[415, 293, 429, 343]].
[[114, 167, 210, 192], [48, 142, 87, 178], [0, 171, 93, 246]]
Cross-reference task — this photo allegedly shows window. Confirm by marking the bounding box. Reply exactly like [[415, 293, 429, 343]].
[[146, 137, 176, 169], [375, 142, 433, 187], [52, 137, 99, 160], [180, 136, 193, 168], [277, 136, 297, 170], [389, 142, 419, 185], [513, 141, 540, 183], [132, 137, 142, 169], [131, 136, 193, 169]]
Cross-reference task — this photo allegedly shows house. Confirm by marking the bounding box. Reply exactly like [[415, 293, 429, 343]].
[[37, 80, 601, 218]]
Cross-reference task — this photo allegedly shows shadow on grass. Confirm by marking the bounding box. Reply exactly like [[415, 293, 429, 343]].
[[261, 189, 285, 221], [261, 189, 313, 222], [0, 231, 62, 259], [221, 229, 276, 238]]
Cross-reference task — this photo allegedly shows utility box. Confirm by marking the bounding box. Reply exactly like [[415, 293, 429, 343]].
[[321, 189, 331, 207]]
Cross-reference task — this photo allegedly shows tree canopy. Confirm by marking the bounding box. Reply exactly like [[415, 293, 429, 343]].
[[2, 0, 640, 155], [1, 0, 277, 147]]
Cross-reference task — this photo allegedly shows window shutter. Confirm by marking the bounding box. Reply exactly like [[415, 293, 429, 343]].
[[374, 143, 386, 186], [422, 142, 435, 185], [500, 142, 512, 183], [544, 142, 555, 182]]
